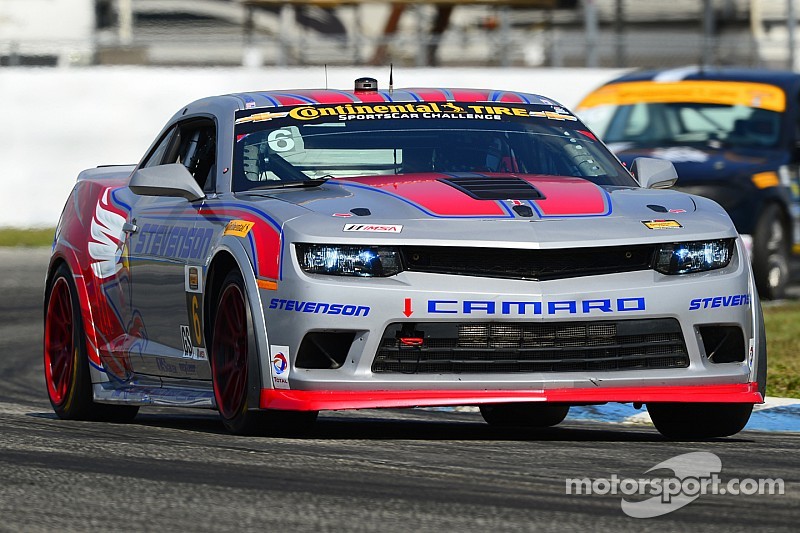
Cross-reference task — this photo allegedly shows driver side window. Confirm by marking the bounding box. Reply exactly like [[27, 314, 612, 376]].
[[141, 119, 217, 192]]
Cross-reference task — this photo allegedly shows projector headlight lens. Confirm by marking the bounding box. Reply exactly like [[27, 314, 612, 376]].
[[297, 244, 402, 277], [655, 239, 734, 275]]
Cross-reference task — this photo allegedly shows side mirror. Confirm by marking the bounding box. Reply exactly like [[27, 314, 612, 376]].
[[129, 163, 205, 202], [630, 157, 678, 189]]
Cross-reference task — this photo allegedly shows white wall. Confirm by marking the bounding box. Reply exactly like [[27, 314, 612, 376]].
[[0, 66, 623, 227]]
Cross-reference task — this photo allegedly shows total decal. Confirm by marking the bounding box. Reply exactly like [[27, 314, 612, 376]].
[[270, 345, 291, 389], [400, 297, 647, 317]]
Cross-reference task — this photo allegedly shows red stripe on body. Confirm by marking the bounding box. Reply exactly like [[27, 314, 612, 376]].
[[352, 91, 390, 103], [260, 383, 763, 410], [342, 175, 507, 216], [270, 94, 317, 106], [406, 89, 450, 102], [526, 177, 608, 217], [302, 90, 357, 105], [496, 92, 527, 103], [197, 207, 282, 280], [450, 89, 494, 101]]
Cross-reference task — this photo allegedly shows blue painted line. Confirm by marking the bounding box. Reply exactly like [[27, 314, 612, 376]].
[[567, 403, 642, 423], [744, 405, 800, 432], [568, 401, 800, 433]]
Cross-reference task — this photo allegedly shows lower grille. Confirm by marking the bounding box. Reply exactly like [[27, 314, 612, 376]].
[[372, 319, 689, 374]]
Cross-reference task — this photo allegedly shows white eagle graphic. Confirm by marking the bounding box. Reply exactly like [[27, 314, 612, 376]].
[[88, 188, 126, 279]]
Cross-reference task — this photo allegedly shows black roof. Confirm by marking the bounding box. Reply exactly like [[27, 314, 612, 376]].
[[608, 66, 800, 92]]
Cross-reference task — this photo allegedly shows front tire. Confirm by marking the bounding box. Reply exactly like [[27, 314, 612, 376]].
[[647, 403, 753, 439], [480, 403, 569, 428], [44, 264, 138, 422], [752, 204, 789, 300], [210, 270, 317, 435]]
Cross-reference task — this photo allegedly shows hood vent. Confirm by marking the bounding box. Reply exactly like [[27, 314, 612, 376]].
[[439, 175, 545, 200]]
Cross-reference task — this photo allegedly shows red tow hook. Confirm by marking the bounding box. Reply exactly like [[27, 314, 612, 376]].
[[399, 337, 424, 347]]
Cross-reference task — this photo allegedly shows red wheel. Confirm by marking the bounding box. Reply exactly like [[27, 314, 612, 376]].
[[210, 269, 317, 435], [44, 276, 78, 408], [44, 263, 138, 422], [211, 276, 249, 422]]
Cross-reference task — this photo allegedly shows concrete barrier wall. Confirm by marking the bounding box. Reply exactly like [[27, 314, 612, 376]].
[[0, 66, 624, 227]]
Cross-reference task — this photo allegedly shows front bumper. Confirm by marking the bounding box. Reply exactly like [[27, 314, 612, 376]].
[[258, 238, 763, 407], [260, 383, 763, 410]]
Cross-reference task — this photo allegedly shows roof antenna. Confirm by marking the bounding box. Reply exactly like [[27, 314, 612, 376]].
[[389, 63, 394, 95], [324, 64, 328, 90]]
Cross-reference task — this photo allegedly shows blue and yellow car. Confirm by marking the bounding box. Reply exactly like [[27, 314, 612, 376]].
[[578, 66, 800, 300]]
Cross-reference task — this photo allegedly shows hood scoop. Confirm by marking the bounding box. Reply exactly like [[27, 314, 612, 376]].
[[439, 175, 545, 200]]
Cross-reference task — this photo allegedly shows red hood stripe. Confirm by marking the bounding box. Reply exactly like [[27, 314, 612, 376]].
[[341, 175, 509, 217], [526, 177, 610, 217]]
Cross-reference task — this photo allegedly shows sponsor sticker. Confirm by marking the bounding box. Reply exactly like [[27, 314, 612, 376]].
[[530, 110, 578, 121], [270, 345, 291, 389], [235, 111, 289, 124], [185, 265, 203, 293], [643, 220, 682, 230], [343, 223, 403, 233], [224, 219, 255, 238], [180, 325, 193, 358]]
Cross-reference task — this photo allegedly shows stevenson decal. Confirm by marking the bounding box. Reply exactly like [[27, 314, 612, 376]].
[[269, 298, 370, 316], [689, 294, 751, 310], [133, 224, 213, 260]]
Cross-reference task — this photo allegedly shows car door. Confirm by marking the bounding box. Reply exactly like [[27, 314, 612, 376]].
[[127, 118, 217, 380]]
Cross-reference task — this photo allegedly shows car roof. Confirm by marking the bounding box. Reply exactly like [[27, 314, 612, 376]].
[[607, 66, 800, 91], [223, 88, 562, 110]]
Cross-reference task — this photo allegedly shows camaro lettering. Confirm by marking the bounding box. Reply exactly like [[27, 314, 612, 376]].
[[269, 298, 370, 316], [427, 298, 645, 315], [689, 294, 751, 310]]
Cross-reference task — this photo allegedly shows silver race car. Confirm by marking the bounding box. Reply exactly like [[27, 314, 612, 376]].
[[44, 78, 765, 438]]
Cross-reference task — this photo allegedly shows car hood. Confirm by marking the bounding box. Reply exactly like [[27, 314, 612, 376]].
[[256, 173, 735, 248], [607, 143, 782, 182]]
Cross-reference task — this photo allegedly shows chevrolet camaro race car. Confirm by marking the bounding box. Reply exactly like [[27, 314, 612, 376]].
[[44, 78, 766, 438]]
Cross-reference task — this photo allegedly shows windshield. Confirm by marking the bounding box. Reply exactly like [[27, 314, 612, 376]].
[[581, 102, 782, 149], [232, 102, 636, 192]]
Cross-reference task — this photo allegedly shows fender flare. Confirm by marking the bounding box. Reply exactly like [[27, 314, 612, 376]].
[[206, 235, 272, 412], [45, 247, 109, 385]]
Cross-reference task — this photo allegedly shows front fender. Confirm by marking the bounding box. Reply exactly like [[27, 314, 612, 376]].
[[207, 235, 272, 411]]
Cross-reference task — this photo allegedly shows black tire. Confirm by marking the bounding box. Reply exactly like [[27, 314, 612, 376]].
[[210, 270, 317, 435], [480, 403, 569, 428], [44, 263, 139, 422], [647, 403, 753, 439], [752, 204, 789, 300]]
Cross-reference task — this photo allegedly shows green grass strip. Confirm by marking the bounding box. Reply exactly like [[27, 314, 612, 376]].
[[0, 227, 55, 247]]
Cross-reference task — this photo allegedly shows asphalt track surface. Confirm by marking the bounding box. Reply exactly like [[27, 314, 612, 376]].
[[0, 248, 797, 532]]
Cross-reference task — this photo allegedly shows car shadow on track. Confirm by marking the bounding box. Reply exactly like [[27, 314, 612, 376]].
[[24, 408, 756, 444]]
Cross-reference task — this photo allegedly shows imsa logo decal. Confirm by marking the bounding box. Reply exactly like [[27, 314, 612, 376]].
[[343, 224, 403, 233]]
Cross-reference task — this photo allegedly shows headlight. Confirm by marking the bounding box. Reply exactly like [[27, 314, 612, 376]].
[[296, 244, 402, 277], [654, 239, 734, 275]]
